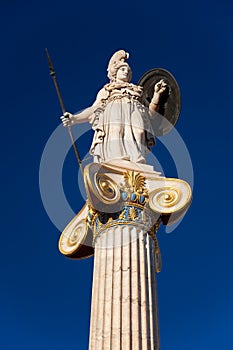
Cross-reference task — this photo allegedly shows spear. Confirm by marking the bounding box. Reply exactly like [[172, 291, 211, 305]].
[[45, 48, 83, 175]]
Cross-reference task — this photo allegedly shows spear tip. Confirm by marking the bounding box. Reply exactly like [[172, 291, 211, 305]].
[[45, 48, 55, 77]]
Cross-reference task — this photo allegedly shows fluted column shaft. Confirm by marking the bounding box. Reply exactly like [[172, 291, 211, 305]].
[[88, 224, 160, 350]]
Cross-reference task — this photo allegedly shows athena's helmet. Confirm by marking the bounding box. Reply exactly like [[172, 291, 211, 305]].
[[107, 50, 132, 82]]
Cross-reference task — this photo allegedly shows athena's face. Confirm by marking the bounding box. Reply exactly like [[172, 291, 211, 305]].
[[116, 65, 131, 82]]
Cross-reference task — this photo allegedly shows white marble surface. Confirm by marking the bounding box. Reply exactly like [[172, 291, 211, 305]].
[[88, 225, 160, 350]]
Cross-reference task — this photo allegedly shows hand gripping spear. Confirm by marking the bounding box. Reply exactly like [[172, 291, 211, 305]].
[[45, 49, 84, 176]]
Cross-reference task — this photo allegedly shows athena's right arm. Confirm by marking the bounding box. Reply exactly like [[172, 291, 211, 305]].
[[61, 87, 109, 127]]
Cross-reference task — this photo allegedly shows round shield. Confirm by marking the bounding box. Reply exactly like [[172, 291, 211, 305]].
[[138, 68, 181, 136]]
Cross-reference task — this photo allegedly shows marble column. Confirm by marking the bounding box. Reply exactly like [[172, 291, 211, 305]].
[[88, 223, 160, 350], [58, 163, 191, 350]]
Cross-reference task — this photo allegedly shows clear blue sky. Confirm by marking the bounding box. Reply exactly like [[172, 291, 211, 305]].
[[1, 0, 233, 349]]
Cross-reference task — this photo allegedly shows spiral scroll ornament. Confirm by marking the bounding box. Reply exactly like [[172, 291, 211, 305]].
[[95, 174, 121, 204], [148, 179, 191, 224], [59, 219, 87, 256], [58, 204, 94, 260]]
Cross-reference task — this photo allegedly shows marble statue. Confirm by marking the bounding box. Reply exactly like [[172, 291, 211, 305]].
[[61, 50, 167, 164], [56, 50, 192, 350]]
